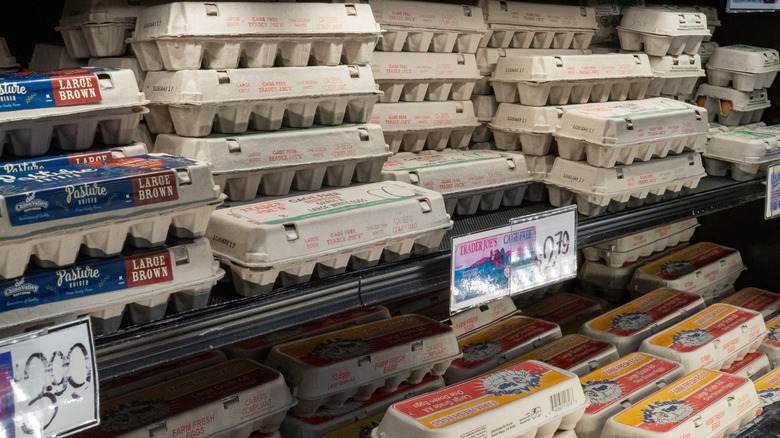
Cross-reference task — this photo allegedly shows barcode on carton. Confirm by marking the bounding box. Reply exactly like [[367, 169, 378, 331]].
[[550, 387, 575, 412]]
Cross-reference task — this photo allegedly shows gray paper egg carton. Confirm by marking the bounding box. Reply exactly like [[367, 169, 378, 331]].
[[471, 94, 497, 142], [481, 26, 595, 50], [376, 26, 485, 54], [493, 78, 651, 106], [616, 7, 710, 57], [646, 54, 706, 97], [489, 104, 562, 155], [28, 44, 85, 72], [706, 45, 780, 92], [0, 38, 19, 70], [704, 130, 780, 181], [695, 85, 770, 126], [56, 0, 139, 58], [524, 154, 555, 202], [582, 224, 698, 268]]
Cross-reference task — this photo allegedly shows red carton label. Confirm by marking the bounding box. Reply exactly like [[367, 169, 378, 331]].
[[130, 171, 179, 206], [125, 250, 174, 287], [51, 74, 102, 106]]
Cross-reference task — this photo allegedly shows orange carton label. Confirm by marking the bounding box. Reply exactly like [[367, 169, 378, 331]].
[[764, 314, 780, 348], [647, 304, 759, 353], [755, 367, 780, 405], [720, 288, 780, 314]]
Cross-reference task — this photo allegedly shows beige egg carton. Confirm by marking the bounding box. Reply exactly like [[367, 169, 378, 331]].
[[368, 0, 487, 54], [524, 153, 555, 202], [143, 65, 380, 137], [153, 124, 391, 201], [129, 2, 380, 71], [617, 6, 710, 56], [475, 47, 593, 76], [695, 84, 770, 127], [371, 52, 481, 103], [88, 56, 145, 89], [699, 41, 718, 65], [490, 103, 562, 154], [545, 153, 706, 216], [707, 45, 780, 92], [482, 24, 596, 51], [472, 122, 492, 143], [27, 44, 85, 72], [646, 53, 705, 97], [472, 94, 497, 122], [372, 360, 587, 438], [720, 288, 780, 320], [679, 5, 721, 41], [469, 140, 496, 150], [208, 182, 452, 296], [0, 38, 19, 70], [758, 315, 780, 368], [265, 314, 460, 417], [491, 54, 653, 106], [504, 334, 620, 377], [473, 74, 492, 95], [704, 130, 780, 181], [56, 0, 139, 58], [370, 101, 480, 153], [755, 366, 780, 406], [720, 352, 771, 381]]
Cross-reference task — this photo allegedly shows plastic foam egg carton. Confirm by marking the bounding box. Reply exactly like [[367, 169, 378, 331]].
[[581, 288, 706, 356], [695, 85, 770, 127], [144, 66, 380, 137], [265, 314, 460, 417], [129, 2, 380, 71], [503, 334, 620, 377], [0, 38, 19, 71], [0, 68, 147, 157], [554, 97, 709, 167], [721, 288, 780, 320], [368, 0, 487, 54], [754, 366, 780, 406], [545, 152, 707, 216], [490, 103, 563, 155], [617, 7, 710, 57], [372, 360, 587, 438], [27, 44, 85, 72], [371, 52, 481, 103], [758, 315, 780, 368], [88, 56, 145, 89], [379, 150, 532, 215], [706, 45, 780, 92], [576, 352, 686, 438], [82, 359, 295, 438], [602, 368, 761, 438], [154, 124, 391, 201], [524, 153, 555, 202], [522, 292, 603, 336], [704, 130, 780, 181], [720, 352, 771, 381], [370, 101, 480, 153], [646, 53, 706, 97], [56, 0, 139, 58], [208, 182, 452, 296]]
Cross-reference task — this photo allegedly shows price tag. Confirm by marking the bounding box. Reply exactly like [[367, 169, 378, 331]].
[[508, 205, 577, 294], [727, 0, 776, 12], [1, 318, 98, 438], [765, 161, 780, 219]]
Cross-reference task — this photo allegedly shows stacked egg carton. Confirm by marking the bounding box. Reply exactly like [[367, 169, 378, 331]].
[[0, 38, 19, 73]]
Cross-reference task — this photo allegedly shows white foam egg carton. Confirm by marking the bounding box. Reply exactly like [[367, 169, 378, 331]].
[[370, 101, 480, 154], [472, 94, 497, 122], [602, 369, 761, 438], [720, 352, 771, 381], [0, 68, 147, 156], [704, 130, 780, 181], [129, 2, 380, 71], [695, 85, 770, 127], [554, 98, 709, 168], [754, 366, 780, 406], [208, 182, 452, 296], [679, 5, 721, 41], [88, 56, 145, 89], [368, 0, 487, 54], [475, 47, 592, 77], [265, 314, 460, 417], [720, 288, 780, 320], [0, 38, 19, 70], [646, 53, 705, 97], [27, 44, 85, 72], [154, 124, 391, 201], [640, 303, 766, 374], [372, 360, 587, 438], [371, 52, 481, 103], [545, 152, 707, 217], [706, 45, 780, 92], [758, 315, 780, 368], [581, 288, 706, 356], [699, 41, 719, 65], [0, 142, 147, 171], [576, 352, 686, 438], [379, 150, 532, 215], [617, 7, 710, 56], [56, 0, 139, 58], [522, 292, 603, 336], [504, 334, 620, 377], [524, 153, 555, 201], [490, 103, 563, 154], [491, 54, 654, 106], [82, 360, 295, 438], [143, 66, 380, 137]]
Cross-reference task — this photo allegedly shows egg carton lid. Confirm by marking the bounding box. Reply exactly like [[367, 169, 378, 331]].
[[492, 53, 653, 83], [705, 130, 780, 165], [0, 38, 18, 69], [720, 288, 780, 320], [647, 53, 706, 78], [524, 154, 556, 180], [616, 6, 710, 37], [505, 334, 619, 376], [677, 5, 721, 27], [695, 84, 771, 112], [475, 47, 592, 75], [589, 218, 699, 252], [446, 296, 517, 337], [88, 56, 144, 87], [490, 103, 564, 135], [366, 0, 487, 32], [708, 45, 780, 75], [370, 52, 481, 82], [58, 0, 140, 28], [710, 122, 767, 134], [28, 44, 85, 72], [754, 366, 780, 406], [521, 292, 602, 326], [371, 101, 480, 131], [699, 41, 719, 56], [0, 143, 147, 172], [480, 0, 598, 29], [720, 352, 770, 379]]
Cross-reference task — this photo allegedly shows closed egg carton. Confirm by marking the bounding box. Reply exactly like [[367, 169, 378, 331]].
[[646, 53, 706, 97], [522, 292, 603, 336], [699, 41, 718, 65], [475, 47, 593, 77], [370, 101, 480, 154], [88, 56, 145, 90], [706, 45, 780, 92], [524, 153, 555, 202], [379, 150, 531, 215], [489, 103, 563, 155], [755, 123, 780, 135], [207, 182, 452, 297], [153, 124, 391, 201], [694, 85, 770, 127], [545, 153, 707, 217], [758, 315, 780, 368], [143, 66, 380, 137], [129, 2, 380, 71], [371, 52, 481, 103], [720, 288, 780, 320], [491, 54, 654, 106], [472, 122, 492, 143], [0, 142, 147, 171], [471, 94, 497, 122], [501, 334, 620, 377], [679, 5, 721, 41], [0, 38, 19, 70], [27, 43, 85, 72], [264, 314, 460, 417], [754, 366, 780, 406], [0, 68, 147, 157], [720, 352, 771, 381], [367, 0, 487, 54], [617, 6, 710, 57], [56, 0, 139, 58], [704, 130, 780, 181]]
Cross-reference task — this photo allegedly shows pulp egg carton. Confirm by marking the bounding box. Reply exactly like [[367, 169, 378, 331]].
[[264, 314, 460, 417], [582, 218, 700, 268], [646, 53, 705, 97], [704, 130, 780, 181], [370, 101, 480, 154], [473, 123, 492, 143], [545, 152, 707, 217], [444, 315, 562, 383], [758, 315, 780, 368], [554, 97, 709, 168], [444, 295, 518, 338], [143, 66, 380, 137], [469, 141, 496, 150], [754, 124, 780, 135], [56, 0, 139, 59], [386, 287, 449, 319], [379, 150, 532, 215], [0, 237, 223, 336], [628, 242, 746, 301], [472, 94, 497, 123], [576, 352, 686, 438], [208, 182, 452, 296], [678, 5, 721, 41], [129, 2, 381, 71], [695, 85, 770, 127], [0, 38, 19, 71], [699, 41, 719, 65], [371, 360, 587, 438], [0, 142, 147, 171], [720, 288, 780, 320], [88, 56, 145, 89], [491, 53, 654, 106], [28, 44, 85, 72], [475, 47, 593, 77], [0, 154, 223, 279], [503, 334, 620, 377], [281, 374, 444, 438], [82, 359, 296, 438], [639, 303, 767, 374], [616, 7, 710, 57], [370, 52, 481, 103], [490, 103, 563, 155], [754, 366, 780, 406], [0, 68, 147, 157], [367, 0, 487, 54], [324, 413, 384, 438], [523, 153, 555, 202], [602, 369, 761, 438], [522, 292, 603, 336], [154, 124, 391, 201], [134, 122, 154, 149], [706, 45, 780, 92], [720, 352, 771, 381], [224, 306, 391, 363]]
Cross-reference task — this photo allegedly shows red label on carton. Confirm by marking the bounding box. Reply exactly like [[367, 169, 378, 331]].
[[51, 74, 102, 106], [125, 250, 174, 287]]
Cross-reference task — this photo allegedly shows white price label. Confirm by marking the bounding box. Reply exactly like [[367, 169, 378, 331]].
[[727, 0, 776, 11], [765, 161, 780, 219], [0, 318, 98, 438]]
